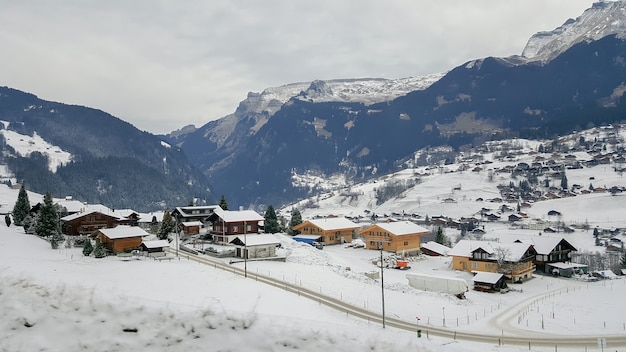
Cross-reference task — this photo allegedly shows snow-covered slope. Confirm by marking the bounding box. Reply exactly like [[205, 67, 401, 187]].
[[522, 0, 626, 62], [0, 124, 72, 175], [170, 74, 444, 143]]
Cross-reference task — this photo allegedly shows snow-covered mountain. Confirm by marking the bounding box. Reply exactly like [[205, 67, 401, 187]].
[[167, 74, 444, 144], [178, 0, 626, 209], [522, 0, 626, 62]]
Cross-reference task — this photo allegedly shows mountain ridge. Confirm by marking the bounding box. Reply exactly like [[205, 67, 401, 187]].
[[181, 1, 626, 208]]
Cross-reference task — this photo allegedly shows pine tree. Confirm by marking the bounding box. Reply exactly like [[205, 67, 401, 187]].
[[158, 210, 176, 240], [4, 214, 11, 227], [264, 205, 279, 234], [560, 172, 568, 190], [36, 192, 60, 237], [435, 226, 446, 245], [83, 239, 94, 256], [288, 209, 303, 235], [93, 238, 106, 258], [219, 195, 229, 210], [12, 185, 31, 226]]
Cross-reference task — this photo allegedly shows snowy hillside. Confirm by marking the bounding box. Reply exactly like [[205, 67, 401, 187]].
[[0, 123, 72, 175], [286, 125, 626, 233], [522, 0, 626, 62]]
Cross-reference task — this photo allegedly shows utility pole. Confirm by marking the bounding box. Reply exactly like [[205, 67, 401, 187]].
[[379, 241, 386, 328], [244, 220, 247, 278]]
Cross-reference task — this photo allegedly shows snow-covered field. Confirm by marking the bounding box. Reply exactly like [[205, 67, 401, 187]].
[[1, 221, 625, 351]]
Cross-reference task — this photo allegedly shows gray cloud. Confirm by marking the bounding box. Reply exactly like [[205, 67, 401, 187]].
[[0, 0, 597, 134]]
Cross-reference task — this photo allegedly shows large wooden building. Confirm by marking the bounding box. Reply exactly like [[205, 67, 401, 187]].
[[291, 217, 359, 245], [61, 211, 120, 236], [357, 221, 429, 255], [208, 208, 265, 244]]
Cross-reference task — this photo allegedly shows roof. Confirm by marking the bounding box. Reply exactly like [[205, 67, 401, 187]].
[[420, 241, 450, 255], [173, 205, 221, 218], [141, 240, 170, 249], [515, 236, 577, 254], [293, 234, 322, 240], [472, 272, 505, 284], [547, 262, 588, 269], [97, 226, 150, 240], [298, 217, 359, 231], [359, 221, 429, 236], [233, 234, 280, 246], [181, 221, 203, 227], [213, 208, 264, 222], [61, 210, 120, 222], [449, 240, 534, 262]]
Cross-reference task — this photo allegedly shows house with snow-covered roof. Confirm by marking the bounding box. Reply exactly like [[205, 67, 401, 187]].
[[171, 205, 221, 224], [357, 220, 429, 255], [448, 240, 536, 283], [208, 208, 265, 244], [61, 210, 120, 236], [291, 217, 359, 245], [514, 236, 577, 273], [95, 226, 150, 253], [229, 234, 281, 259], [420, 241, 450, 256]]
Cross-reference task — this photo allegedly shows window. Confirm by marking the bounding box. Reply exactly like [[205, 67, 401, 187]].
[[404, 241, 408, 246], [470, 262, 479, 269]]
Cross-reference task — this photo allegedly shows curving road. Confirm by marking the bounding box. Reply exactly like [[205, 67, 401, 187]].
[[170, 249, 626, 349]]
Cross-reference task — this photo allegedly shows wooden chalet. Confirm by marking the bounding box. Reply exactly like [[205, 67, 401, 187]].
[[140, 240, 170, 257], [171, 205, 221, 224], [420, 241, 450, 256], [472, 272, 508, 292], [95, 226, 149, 253], [208, 208, 265, 244], [110, 209, 140, 227], [448, 240, 536, 283], [357, 221, 429, 255], [180, 221, 204, 236], [514, 236, 577, 273], [291, 217, 359, 245], [61, 211, 119, 236]]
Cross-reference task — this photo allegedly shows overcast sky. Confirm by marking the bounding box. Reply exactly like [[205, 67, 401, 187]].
[[0, 1, 599, 134]]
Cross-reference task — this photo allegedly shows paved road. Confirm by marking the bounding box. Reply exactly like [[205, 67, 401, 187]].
[[170, 249, 626, 349]]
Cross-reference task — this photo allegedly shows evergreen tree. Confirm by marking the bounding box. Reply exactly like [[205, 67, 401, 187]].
[[12, 185, 30, 226], [35, 192, 60, 237], [23, 214, 36, 234], [435, 226, 445, 245], [560, 172, 568, 190], [4, 214, 11, 227], [157, 210, 176, 240], [264, 205, 280, 234], [288, 209, 303, 235], [219, 195, 229, 210], [93, 238, 106, 258], [82, 239, 94, 256]]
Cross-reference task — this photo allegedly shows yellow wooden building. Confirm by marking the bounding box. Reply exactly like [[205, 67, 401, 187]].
[[448, 240, 536, 283], [357, 221, 429, 255], [291, 217, 359, 245]]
